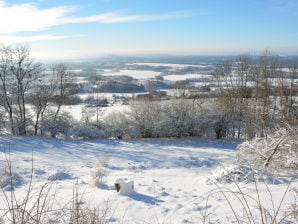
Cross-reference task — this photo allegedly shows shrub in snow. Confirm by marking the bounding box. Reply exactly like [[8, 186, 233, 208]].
[[0, 170, 24, 190], [92, 157, 109, 188], [207, 164, 257, 184], [160, 99, 218, 138], [92, 167, 107, 188], [207, 163, 290, 185], [98, 156, 110, 168], [237, 126, 298, 174], [128, 100, 168, 138], [103, 98, 219, 138], [70, 124, 105, 139], [114, 178, 134, 195], [103, 111, 140, 139], [206, 164, 297, 223], [41, 111, 75, 138]]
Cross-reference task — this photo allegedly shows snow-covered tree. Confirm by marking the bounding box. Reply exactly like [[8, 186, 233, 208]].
[[0, 45, 42, 135], [128, 100, 163, 138], [41, 111, 74, 138], [212, 52, 298, 139], [50, 64, 75, 121], [162, 98, 207, 137], [104, 111, 136, 138], [29, 84, 53, 135], [237, 124, 297, 173], [70, 124, 105, 139]]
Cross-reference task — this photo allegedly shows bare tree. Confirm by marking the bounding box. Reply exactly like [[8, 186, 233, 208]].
[[128, 99, 163, 138], [0, 45, 42, 135], [0, 45, 15, 134], [11, 46, 42, 135], [211, 52, 297, 139], [51, 64, 75, 121], [30, 84, 53, 135], [212, 59, 245, 138], [287, 63, 298, 125]]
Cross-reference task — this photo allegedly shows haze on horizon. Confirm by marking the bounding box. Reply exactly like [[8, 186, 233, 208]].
[[0, 0, 298, 61]]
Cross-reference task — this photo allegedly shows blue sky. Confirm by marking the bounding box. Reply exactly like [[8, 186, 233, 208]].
[[0, 0, 297, 60]]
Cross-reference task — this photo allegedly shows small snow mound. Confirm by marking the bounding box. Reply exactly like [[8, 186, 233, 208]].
[[47, 171, 72, 181], [207, 163, 291, 184], [114, 178, 134, 195], [207, 164, 261, 184]]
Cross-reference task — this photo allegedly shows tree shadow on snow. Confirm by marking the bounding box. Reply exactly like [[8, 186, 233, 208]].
[[127, 192, 164, 205]]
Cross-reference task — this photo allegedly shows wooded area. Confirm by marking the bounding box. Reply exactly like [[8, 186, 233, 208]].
[[0, 46, 297, 141]]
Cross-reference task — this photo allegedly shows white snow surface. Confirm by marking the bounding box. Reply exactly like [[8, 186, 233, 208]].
[[163, 74, 212, 81], [0, 136, 296, 223], [101, 69, 161, 79], [128, 63, 207, 68]]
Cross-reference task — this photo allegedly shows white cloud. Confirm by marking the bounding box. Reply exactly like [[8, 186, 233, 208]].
[[0, 1, 192, 34], [0, 34, 74, 44], [0, 2, 75, 34], [66, 11, 192, 24]]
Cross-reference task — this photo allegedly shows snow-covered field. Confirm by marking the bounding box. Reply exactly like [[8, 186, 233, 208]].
[[0, 136, 296, 223], [128, 63, 208, 68], [54, 104, 130, 121], [163, 74, 212, 82], [76, 92, 148, 101], [101, 69, 161, 79]]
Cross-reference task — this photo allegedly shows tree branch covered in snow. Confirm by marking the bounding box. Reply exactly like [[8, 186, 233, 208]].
[[237, 124, 298, 173]]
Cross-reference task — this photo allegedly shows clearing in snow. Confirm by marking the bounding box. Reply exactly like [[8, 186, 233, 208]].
[[0, 136, 297, 223]]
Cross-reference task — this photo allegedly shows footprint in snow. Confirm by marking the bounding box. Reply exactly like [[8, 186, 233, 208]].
[[34, 169, 46, 175], [160, 191, 170, 197]]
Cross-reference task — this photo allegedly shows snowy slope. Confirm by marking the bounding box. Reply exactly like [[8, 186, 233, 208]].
[[0, 136, 296, 223]]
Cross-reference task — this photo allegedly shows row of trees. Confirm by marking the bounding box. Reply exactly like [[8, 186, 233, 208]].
[[104, 99, 217, 138], [212, 52, 297, 139], [0, 45, 216, 139], [0, 45, 297, 140], [104, 52, 297, 140]]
